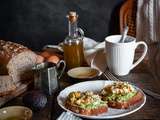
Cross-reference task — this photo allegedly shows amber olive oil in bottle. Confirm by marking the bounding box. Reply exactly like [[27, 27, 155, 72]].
[[63, 11, 85, 70]]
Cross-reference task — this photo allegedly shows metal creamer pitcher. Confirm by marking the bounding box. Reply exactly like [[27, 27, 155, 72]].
[[33, 60, 66, 95]]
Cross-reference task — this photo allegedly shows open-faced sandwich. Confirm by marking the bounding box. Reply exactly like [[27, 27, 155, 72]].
[[101, 81, 143, 109], [65, 91, 108, 115]]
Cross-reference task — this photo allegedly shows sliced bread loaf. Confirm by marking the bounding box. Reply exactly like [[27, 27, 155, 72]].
[[0, 40, 37, 83]]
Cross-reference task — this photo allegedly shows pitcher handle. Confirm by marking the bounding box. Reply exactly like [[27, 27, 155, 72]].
[[130, 41, 148, 70], [56, 60, 66, 79]]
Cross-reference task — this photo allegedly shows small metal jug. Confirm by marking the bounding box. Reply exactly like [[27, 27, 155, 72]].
[[32, 60, 66, 95]]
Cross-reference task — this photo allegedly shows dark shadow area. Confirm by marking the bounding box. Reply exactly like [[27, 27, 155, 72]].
[[108, 0, 125, 35], [0, 0, 124, 51]]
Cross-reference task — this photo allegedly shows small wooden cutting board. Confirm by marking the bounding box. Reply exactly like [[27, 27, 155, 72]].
[[0, 80, 32, 107]]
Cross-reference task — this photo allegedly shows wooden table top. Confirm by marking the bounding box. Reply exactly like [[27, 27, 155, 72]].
[[3, 44, 160, 120], [4, 70, 160, 120]]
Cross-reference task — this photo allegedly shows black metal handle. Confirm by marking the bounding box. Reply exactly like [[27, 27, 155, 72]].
[[56, 60, 66, 79]]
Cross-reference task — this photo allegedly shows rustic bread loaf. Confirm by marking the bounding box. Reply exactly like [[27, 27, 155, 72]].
[[0, 75, 16, 96], [0, 40, 37, 83]]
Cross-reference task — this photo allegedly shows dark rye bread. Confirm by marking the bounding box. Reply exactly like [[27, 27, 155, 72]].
[[107, 91, 143, 109], [65, 102, 108, 116], [0, 40, 37, 83], [0, 75, 16, 96]]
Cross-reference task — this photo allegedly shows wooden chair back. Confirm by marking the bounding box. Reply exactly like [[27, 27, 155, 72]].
[[120, 0, 137, 37]]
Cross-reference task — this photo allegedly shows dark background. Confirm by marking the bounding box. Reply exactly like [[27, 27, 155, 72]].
[[0, 0, 124, 51]]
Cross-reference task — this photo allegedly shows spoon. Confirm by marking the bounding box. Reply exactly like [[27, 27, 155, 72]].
[[120, 26, 129, 43]]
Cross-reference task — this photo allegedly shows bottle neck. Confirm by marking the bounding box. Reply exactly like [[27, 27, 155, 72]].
[[68, 21, 78, 38]]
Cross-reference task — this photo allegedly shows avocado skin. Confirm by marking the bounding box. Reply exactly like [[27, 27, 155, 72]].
[[23, 90, 47, 111]]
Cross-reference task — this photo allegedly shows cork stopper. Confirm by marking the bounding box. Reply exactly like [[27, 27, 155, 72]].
[[67, 11, 78, 23]]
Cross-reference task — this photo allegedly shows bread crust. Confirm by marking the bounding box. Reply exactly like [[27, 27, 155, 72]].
[[0, 40, 29, 65], [65, 102, 108, 115], [107, 91, 143, 109]]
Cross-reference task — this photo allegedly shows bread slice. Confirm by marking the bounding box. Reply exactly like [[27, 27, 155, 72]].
[[107, 91, 143, 109], [65, 91, 108, 116], [65, 102, 108, 116], [0, 75, 16, 96], [7, 50, 37, 83]]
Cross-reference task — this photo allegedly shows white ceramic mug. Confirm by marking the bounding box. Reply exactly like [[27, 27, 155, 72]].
[[105, 35, 148, 76]]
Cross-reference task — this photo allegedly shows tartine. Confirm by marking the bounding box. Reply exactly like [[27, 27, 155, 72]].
[[101, 82, 143, 109], [65, 91, 108, 115]]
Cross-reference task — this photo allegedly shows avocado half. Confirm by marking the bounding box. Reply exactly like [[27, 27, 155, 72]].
[[23, 90, 47, 111]]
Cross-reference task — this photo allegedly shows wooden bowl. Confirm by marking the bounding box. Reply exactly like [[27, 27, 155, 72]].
[[0, 106, 32, 120]]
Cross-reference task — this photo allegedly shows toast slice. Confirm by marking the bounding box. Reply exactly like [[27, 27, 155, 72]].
[[101, 81, 144, 109], [65, 102, 108, 115], [107, 91, 143, 109], [65, 91, 108, 116], [0, 75, 16, 96]]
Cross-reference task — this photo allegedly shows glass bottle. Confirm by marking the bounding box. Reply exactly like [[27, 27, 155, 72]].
[[63, 11, 85, 70]]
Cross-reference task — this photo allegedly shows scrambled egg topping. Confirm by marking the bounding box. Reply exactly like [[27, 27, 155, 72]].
[[66, 91, 106, 109], [101, 82, 137, 102]]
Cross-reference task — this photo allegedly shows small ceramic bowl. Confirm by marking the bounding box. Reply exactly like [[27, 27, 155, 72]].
[[67, 67, 100, 81], [0, 106, 32, 120]]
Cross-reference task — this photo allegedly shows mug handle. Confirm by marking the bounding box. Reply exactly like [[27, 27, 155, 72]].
[[56, 60, 66, 79], [130, 41, 148, 70]]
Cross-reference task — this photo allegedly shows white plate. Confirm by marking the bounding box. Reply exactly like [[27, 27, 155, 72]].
[[57, 80, 146, 119]]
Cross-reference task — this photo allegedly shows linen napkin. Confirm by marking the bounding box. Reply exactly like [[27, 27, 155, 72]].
[[57, 112, 82, 120], [136, 0, 160, 43]]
